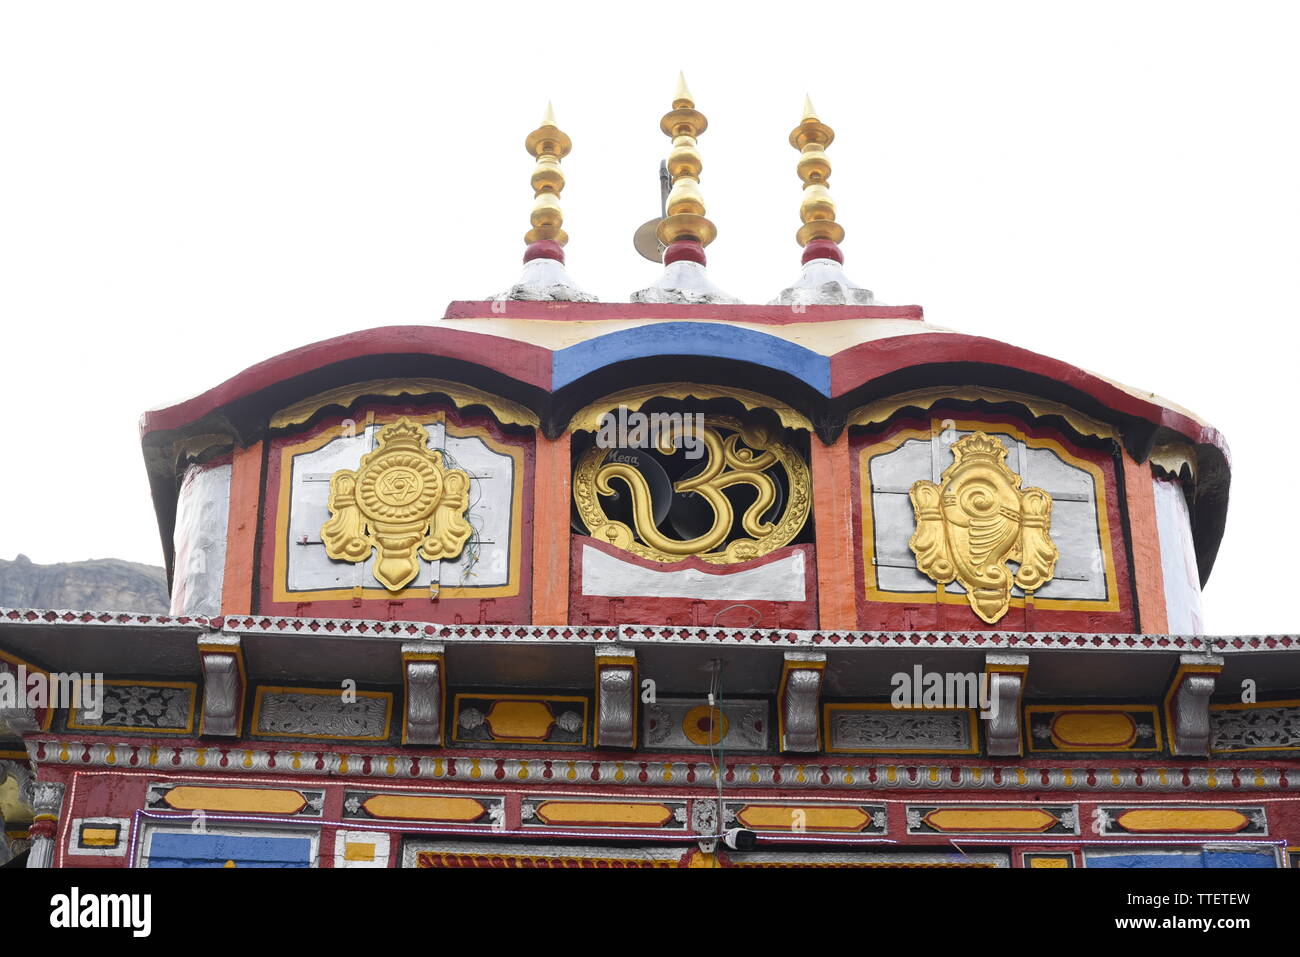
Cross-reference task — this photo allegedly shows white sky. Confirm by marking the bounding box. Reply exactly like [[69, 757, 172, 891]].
[[1, 2, 1295, 634]]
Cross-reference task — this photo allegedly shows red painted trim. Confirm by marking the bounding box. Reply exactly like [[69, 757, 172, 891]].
[[663, 241, 706, 265], [802, 239, 843, 264], [137, 308, 1225, 467], [139, 326, 553, 437], [831, 333, 1229, 458], [523, 240, 565, 264]]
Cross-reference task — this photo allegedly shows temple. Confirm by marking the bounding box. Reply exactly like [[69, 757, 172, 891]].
[[2, 82, 1296, 870]]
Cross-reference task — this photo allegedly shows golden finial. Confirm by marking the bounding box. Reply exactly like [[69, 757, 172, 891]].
[[656, 73, 717, 248], [790, 94, 844, 247], [524, 102, 572, 247]]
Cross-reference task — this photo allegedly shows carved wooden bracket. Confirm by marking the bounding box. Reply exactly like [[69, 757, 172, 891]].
[[779, 651, 826, 753], [594, 646, 637, 749], [401, 643, 445, 746]]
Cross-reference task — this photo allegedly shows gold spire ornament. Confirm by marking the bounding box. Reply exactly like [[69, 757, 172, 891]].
[[321, 418, 473, 592], [790, 95, 845, 247], [524, 102, 572, 247], [656, 73, 717, 248], [908, 432, 1059, 624]]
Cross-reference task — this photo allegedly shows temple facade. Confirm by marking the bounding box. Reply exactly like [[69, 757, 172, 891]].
[[2, 81, 1297, 869]]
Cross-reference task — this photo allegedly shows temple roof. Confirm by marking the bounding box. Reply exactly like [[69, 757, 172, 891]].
[[139, 300, 1231, 586]]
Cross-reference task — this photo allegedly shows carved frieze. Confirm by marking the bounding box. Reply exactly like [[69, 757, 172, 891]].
[[825, 705, 976, 754], [252, 687, 392, 742], [68, 682, 195, 734], [1210, 702, 1300, 752]]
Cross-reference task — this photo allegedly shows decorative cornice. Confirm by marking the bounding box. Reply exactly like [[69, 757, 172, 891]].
[[566, 382, 815, 434], [24, 738, 1299, 792], [845, 386, 1118, 442], [269, 377, 540, 431], [3, 608, 1299, 655]]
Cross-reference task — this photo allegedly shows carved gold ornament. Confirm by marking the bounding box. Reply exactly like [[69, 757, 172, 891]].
[[321, 417, 473, 592], [908, 432, 1058, 624], [573, 415, 810, 564]]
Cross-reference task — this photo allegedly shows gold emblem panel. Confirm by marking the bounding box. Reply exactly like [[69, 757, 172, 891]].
[[573, 414, 811, 565]]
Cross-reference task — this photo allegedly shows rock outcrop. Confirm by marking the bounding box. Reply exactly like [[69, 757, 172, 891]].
[[0, 554, 169, 613]]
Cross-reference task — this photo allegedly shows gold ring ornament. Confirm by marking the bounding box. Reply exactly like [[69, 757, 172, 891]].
[[573, 415, 811, 565], [321, 417, 473, 591]]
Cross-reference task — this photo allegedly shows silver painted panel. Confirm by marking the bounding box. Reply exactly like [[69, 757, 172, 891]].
[[170, 461, 231, 617], [1153, 476, 1204, 634], [868, 429, 1108, 602], [285, 425, 515, 592]]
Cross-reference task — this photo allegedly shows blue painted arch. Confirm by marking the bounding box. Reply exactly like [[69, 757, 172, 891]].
[[552, 323, 832, 397]]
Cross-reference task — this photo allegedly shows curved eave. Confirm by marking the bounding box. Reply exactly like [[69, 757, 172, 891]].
[[139, 303, 1232, 586]]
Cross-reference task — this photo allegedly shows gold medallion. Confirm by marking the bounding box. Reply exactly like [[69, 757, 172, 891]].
[[321, 417, 472, 592]]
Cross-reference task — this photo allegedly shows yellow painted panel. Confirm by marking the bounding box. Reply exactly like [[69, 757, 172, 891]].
[[737, 805, 871, 832], [1116, 809, 1249, 834], [924, 808, 1058, 833], [361, 794, 486, 822], [535, 801, 672, 827], [1029, 856, 1071, 868], [80, 828, 120, 847], [163, 786, 306, 815], [687, 851, 721, 868], [485, 700, 555, 740], [343, 842, 377, 862], [1051, 711, 1136, 748]]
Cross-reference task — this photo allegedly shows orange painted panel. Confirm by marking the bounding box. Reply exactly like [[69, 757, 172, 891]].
[[535, 802, 673, 827], [361, 795, 487, 822], [533, 432, 571, 625], [164, 786, 305, 815], [1051, 711, 1137, 748], [923, 808, 1058, 833], [1121, 453, 1168, 634], [485, 700, 556, 740], [810, 434, 856, 631], [221, 440, 264, 615], [737, 805, 871, 832], [1116, 809, 1249, 834]]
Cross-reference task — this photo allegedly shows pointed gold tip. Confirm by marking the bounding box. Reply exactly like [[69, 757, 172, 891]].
[[674, 71, 694, 108], [803, 94, 819, 121], [542, 101, 556, 128]]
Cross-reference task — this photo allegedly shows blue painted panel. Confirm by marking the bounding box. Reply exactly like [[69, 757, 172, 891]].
[[1202, 850, 1277, 868], [147, 832, 314, 868], [553, 323, 832, 396], [1088, 849, 1275, 869]]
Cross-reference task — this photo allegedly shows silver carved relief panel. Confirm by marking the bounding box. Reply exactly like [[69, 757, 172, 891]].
[[69, 684, 194, 733], [253, 689, 392, 741], [1210, 705, 1300, 752], [826, 706, 976, 754], [642, 697, 769, 752]]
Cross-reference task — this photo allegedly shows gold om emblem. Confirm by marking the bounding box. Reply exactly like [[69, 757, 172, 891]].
[[321, 417, 473, 591], [573, 414, 810, 564], [908, 431, 1058, 624]]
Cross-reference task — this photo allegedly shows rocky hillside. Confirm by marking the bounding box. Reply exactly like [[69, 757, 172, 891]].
[[0, 554, 169, 613]]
